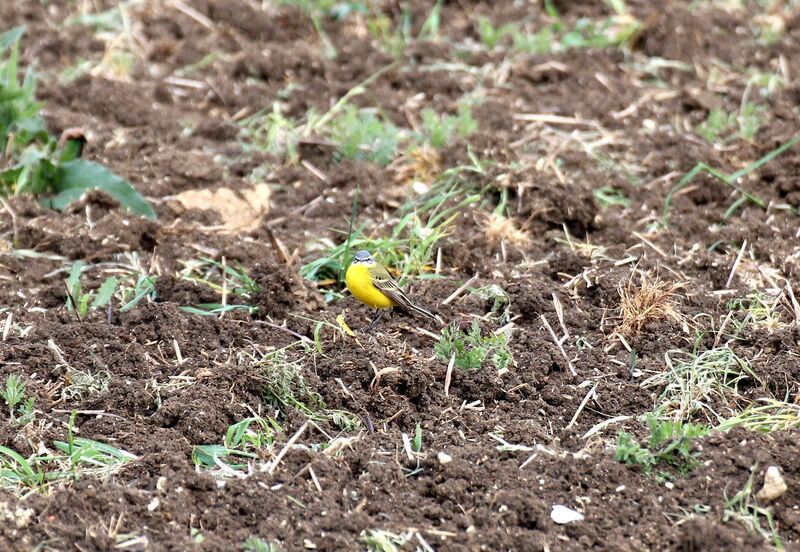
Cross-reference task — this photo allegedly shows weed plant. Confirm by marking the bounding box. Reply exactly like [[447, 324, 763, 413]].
[[64, 262, 118, 321], [0, 27, 154, 218], [615, 414, 709, 480], [435, 320, 513, 371], [1, 375, 34, 426]]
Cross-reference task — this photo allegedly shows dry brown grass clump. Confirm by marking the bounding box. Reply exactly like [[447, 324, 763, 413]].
[[615, 272, 685, 337], [477, 212, 532, 248], [390, 146, 441, 188]]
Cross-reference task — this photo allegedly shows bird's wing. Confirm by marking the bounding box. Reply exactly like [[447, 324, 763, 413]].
[[368, 264, 414, 308], [368, 264, 440, 321]]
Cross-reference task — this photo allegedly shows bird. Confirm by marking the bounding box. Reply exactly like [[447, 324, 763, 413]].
[[345, 250, 442, 329]]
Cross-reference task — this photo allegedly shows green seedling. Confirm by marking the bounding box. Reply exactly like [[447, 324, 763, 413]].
[[64, 262, 119, 321], [511, 14, 640, 54], [412, 422, 423, 453], [402, 422, 424, 477], [61, 368, 111, 402], [477, 16, 517, 48], [1, 375, 34, 426], [243, 537, 282, 552], [240, 102, 301, 160], [697, 108, 737, 143], [419, 103, 478, 148], [726, 289, 787, 332], [737, 102, 764, 141], [615, 414, 709, 480], [367, 7, 413, 58], [511, 26, 555, 54], [697, 104, 763, 144], [178, 258, 259, 317], [0, 412, 135, 496], [435, 320, 513, 372], [0, 28, 154, 218], [53, 437, 136, 483], [361, 529, 408, 552], [193, 415, 282, 473], [470, 284, 512, 324], [593, 186, 631, 208], [723, 464, 784, 550], [119, 274, 157, 313], [66, 5, 125, 31], [330, 106, 404, 166], [418, 0, 443, 40], [190, 528, 205, 544]]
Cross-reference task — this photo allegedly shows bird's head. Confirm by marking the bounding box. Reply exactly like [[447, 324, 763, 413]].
[[352, 250, 375, 265]]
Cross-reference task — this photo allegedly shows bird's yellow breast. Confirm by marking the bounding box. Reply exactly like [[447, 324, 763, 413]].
[[345, 264, 396, 309]]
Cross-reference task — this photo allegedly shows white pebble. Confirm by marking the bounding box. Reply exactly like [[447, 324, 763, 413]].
[[756, 466, 788, 502], [551, 504, 584, 524]]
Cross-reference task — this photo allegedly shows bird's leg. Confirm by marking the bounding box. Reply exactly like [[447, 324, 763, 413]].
[[366, 309, 386, 331]]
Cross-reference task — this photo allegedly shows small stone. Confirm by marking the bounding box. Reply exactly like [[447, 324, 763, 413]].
[[147, 498, 160, 512], [437, 451, 452, 465], [756, 466, 788, 502], [551, 505, 584, 524], [12, 506, 34, 528]]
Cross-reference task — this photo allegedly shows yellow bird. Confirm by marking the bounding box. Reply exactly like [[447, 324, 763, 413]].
[[345, 250, 441, 328]]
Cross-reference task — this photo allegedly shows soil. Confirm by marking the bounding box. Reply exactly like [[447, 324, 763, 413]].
[[2, 0, 800, 551]]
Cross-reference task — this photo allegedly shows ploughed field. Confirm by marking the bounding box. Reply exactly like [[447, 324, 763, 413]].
[[1, 0, 800, 550]]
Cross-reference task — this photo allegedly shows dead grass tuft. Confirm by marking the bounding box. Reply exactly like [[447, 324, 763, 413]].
[[477, 212, 531, 248], [390, 146, 441, 188], [615, 272, 685, 337]]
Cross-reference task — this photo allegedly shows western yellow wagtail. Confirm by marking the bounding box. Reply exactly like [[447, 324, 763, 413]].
[[345, 250, 442, 329]]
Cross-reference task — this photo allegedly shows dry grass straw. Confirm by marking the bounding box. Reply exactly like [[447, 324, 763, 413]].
[[477, 212, 531, 248], [615, 271, 685, 337], [390, 145, 441, 188]]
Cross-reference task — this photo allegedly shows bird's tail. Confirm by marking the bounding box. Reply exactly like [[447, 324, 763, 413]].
[[407, 302, 445, 325]]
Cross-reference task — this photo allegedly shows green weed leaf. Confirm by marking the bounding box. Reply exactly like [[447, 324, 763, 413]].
[[44, 159, 155, 219]]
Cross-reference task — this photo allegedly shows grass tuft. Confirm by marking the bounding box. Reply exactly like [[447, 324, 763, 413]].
[[615, 273, 684, 337], [642, 345, 761, 424], [723, 464, 783, 550], [255, 349, 360, 431], [716, 398, 800, 433], [662, 135, 800, 225]]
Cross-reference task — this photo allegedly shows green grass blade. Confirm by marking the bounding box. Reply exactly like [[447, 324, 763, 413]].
[[0, 26, 25, 52], [662, 136, 800, 225], [91, 277, 118, 309]]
